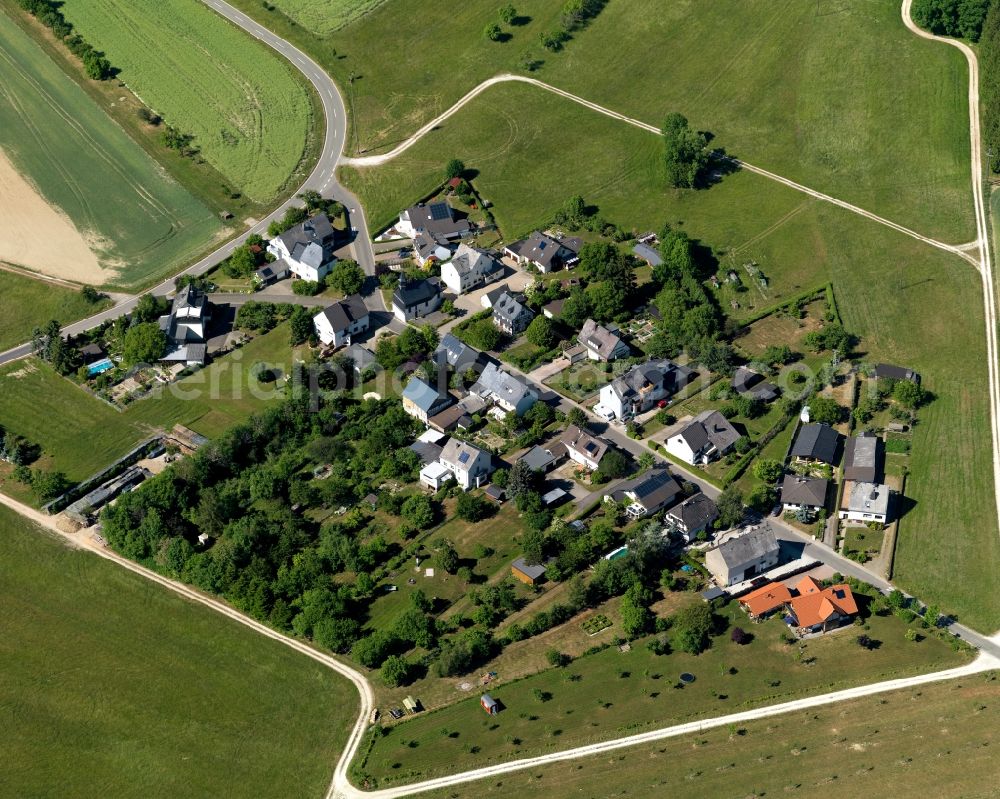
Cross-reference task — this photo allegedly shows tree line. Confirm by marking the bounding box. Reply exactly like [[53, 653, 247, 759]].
[[15, 0, 114, 80]]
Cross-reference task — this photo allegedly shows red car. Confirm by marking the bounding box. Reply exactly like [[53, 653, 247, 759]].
[[657, 399, 669, 409]]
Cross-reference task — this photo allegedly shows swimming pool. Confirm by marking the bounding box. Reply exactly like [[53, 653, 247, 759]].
[[87, 358, 114, 376]]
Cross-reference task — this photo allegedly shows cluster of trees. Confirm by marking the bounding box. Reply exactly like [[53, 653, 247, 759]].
[[375, 325, 438, 370], [0, 427, 39, 467], [645, 224, 730, 372], [662, 112, 712, 189], [31, 320, 72, 375], [453, 310, 504, 351], [484, 3, 520, 41], [265, 193, 344, 239], [557, 241, 637, 324], [162, 126, 198, 158], [538, 0, 606, 51], [981, 3, 1000, 170], [122, 323, 167, 366], [803, 323, 854, 355], [1, 426, 69, 502], [551, 195, 629, 240], [912, 0, 989, 40], [15, 0, 113, 79], [222, 235, 265, 278]]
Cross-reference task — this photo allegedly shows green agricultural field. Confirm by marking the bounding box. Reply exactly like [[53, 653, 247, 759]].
[[265, 0, 387, 35], [423, 672, 1000, 799], [356, 601, 968, 787], [0, 325, 298, 491], [239, 0, 972, 240], [59, 0, 314, 203], [0, 504, 354, 798], [0, 12, 221, 289], [0, 271, 110, 351]]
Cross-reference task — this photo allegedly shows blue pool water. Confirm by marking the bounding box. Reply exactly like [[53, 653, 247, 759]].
[[87, 358, 114, 376]]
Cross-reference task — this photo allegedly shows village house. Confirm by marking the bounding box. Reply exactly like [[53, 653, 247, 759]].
[[491, 290, 534, 335], [559, 424, 610, 471], [780, 474, 829, 515], [790, 423, 842, 466], [596, 359, 695, 421], [632, 242, 663, 268], [253, 260, 290, 287], [427, 405, 474, 434], [664, 492, 719, 542], [158, 284, 209, 366], [732, 366, 780, 402], [518, 442, 568, 473], [392, 275, 442, 322], [344, 344, 376, 377], [786, 576, 859, 634], [607, 468, 683, 520], [705, 524, 781, 587], [843, 431, 884, 483], [440, 243, 503, 295], [266, 214, 338, 283], [312, 294, 370, 347], [664, 410, 741, 466], [839, 481, 892, 524], [578, 318, 630, 361], [503, 230, 581, 273], [401, 376, 453, 423], [420, 437, 493, 491], [873, 362, 921, 384], [511, 557, 548, 585], [412, 232, 453, 268], [739, 582, 793, 620], [469, 362, 538, 416], [434, 333, 490, 377], [396, 200, 470, 240]]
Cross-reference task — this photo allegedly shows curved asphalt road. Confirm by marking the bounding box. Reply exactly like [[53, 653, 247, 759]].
[[0, 0, 377, 365]]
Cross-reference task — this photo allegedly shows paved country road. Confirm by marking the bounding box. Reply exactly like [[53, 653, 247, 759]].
[[0, 0, 378, 367]]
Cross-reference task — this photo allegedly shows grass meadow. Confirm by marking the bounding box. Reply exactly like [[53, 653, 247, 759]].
[[422, 670, 1000, 799], [267, 0, 388, 35], [0, 11, 222, 288], [0, 504, 354, 798], [358, 600, 968, 787], [236, 0, 973, 241], [0, 271, 110, 351], [58, 0, 314, 203], [0, 324, 299, 490]]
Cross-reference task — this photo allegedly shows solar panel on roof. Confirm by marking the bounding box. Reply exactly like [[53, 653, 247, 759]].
[[458, 451, 470, 464], [429, 204, 450, 220]]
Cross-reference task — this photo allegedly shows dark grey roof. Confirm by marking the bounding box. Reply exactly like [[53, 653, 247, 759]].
[[519, 445, 559, 472], [492, 291, 533, 326], [80, 343, 104, 359], [873, 363, 920, 383], [680, 410, 740, 453], [791, 423, 841, 464], [394, 277, 441, 309], [483, 283, 511, 308], [560, 424, 609, 464], [470, 362, 536, 408], [780, 475, 829, 507], [579, 319, 628, 360], [632, 242, 663, 266], [843, 432, 884, 482], [712, 525, 780, 569], [317, 294, 368, 332], [428, 404, 473, 432], [402, 201, 470, 238], [507, 231, 579, 269], [617, 468, 682, 512], [667, 493, 719, 531], [610, 359, 695, 401], [408, 440, 443, 465], [733, 366, 780, 402], [436, 333, 486, 373], [275, 213, 336, 253], [344, 344, 376, 372]]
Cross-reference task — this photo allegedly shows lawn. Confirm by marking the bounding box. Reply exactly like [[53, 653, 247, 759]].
[[265, 0, 387, 35], [422, 670, 1000, 799], [355, 598, 969, 787], [0, 271, 110, 351], [0, 10, 222, 288], [58, 0, 314, 203], [844, 525, 885, 561], [0, 324, 299, 491], [325, 0, 972, 241], [0, 504, 355, 798]]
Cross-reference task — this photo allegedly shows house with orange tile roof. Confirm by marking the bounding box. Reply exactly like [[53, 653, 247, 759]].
[[739, 583, 793, 619], [786, 576, 858, 635]]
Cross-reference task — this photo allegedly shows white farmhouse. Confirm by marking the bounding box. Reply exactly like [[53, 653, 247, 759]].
[[441, 244, 502, 295], [266, 214, 338, 283], [312, 295, 370, 347]]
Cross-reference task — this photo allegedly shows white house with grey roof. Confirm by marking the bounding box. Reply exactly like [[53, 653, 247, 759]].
[[441, 244, 502, 295], [397, 201, 470, 240], [664, 493, 719, 542], [420, 438, 493, 491], [780, 475, 829, 514], [412, 232, 453, 267], [266, 214, 337, 283], [607, 468, 683, 520], [313, 294, 370, 347], [664, 410, 740, 465], [158, 284, 209, 365], [596, 359, 695, 421], [392, 275, 442, 322], [503, 231, 581, 273], [578, 319, 630, 361], [839, 481, 892, 524], [705, 524, 781, 587], [491, 290, 534, 335], [402, 376, 453, 423], [559, 424, 610, 470], [470, 362, 537, 416]]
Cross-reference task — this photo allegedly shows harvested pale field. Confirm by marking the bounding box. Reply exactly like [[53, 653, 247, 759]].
[[0, 148, 108, 284]]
